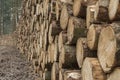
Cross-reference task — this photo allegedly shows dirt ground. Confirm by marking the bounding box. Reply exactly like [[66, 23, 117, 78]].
[[0, 46, 41, 80]]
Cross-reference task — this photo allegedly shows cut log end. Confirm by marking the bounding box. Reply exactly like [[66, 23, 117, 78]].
[[87, 24, 102, 50], [63, 70, 81, 80], [76, 38, 86, 68], [73, 0, 82, 16], [82, 58, 106, 80], [107, 68, 120, 80], [87, 24, 96, 50], [98, 26, 116, 73], [108, 0, 119, 20], [60, 4, 69, 30], [51, 62, 59, 80]]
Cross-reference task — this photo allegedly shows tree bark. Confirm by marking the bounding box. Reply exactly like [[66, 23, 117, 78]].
[[94, 0, 110, 21], [59, 45, 78, 69]]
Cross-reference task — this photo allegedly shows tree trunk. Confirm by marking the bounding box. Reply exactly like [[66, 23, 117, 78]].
[[98, 22, 120, 73], [86, 5, 97, 28], [82, 58, 107, 80], [60, 4, 69, 30], [47, 43, 58, 63], [87, 24, 103, 50], [59, 45, 78, 69], [51, 62, 59, 80], [76, 38, 97, 68], [109, 0, 120, 20], [73, 0, 98, 18], [59, 69, 81, 80], [58, 31, 67, 53], [107, 68, 120, 80], [94, 0, 110, 21], [67, 16, 86, 45]]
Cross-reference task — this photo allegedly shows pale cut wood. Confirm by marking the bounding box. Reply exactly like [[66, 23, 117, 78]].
[[59, 69, 63, 80], [87, 24, 103, 50], [51, 62, 59, 80], [56, 0, 60, 21], [94, 0, 109, 21], [48, 43, 57, 63], [67, 17, 86, 44], [73, 0, 98, 17], [63, 70, 81, 80], [58, 31, 67, 53], [107, 68, 120, 80], [109, 0, 120, 20], [86, 5, 96, 29], [73, 0, 82, 17], [60, 0, 73, 4], [76, 38, 97, 68], [82, 58, 107, 80], [60, 4, 69, 30], [48, 23, 54, 44], [98, 23, 120, 73]]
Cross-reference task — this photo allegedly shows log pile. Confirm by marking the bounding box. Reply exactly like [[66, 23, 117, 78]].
[[16, 0, 120, 80]]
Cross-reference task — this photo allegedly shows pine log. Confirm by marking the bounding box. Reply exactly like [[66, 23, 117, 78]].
[[94, 0, 110, 21], [47, 43, 58, 63], [107, 68, 120, 80], [82, 58, 107, 80], [60, 4, 69, 30], [59, 69, 81, 80], [60, 0, 73, 4], [67, 17, 86, 45], [73, 0, 82, 17], [51, 62, 59, 80], [58, 31, 67, 53], [98, 22, 120, 73], [86, 5, 96, 28], [73, 0, 98, 18], [76, 38, 97, 68], [56, 0, 60, 21], [109, 0, 120, 20], [48, 21, 62, 44], [59, 45, 78, 68], [63, 70, 81, 80], [59, 69, 64, 80], [87, 24, 103, 50]]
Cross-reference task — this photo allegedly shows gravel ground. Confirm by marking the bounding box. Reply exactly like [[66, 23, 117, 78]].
[[0, 46, 41, 80]]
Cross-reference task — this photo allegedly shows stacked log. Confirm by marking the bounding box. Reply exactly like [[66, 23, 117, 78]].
[[16, 0, 120, 80]]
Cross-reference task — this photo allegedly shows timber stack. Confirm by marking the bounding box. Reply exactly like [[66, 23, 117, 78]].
[[16, 0, 120, 80]]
